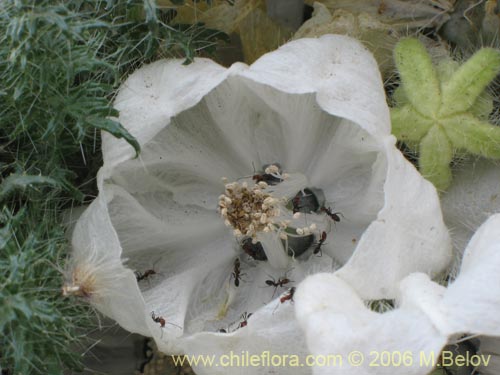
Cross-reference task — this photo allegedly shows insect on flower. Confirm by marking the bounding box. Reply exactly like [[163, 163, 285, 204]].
[[241, 238, 267, 261], [231, 258, 245, 287], [321, 206, 343, 223], [313, 231, 328, 257], [151, 311, 182, 332], [252, 163, 284, 186], [280, 287, 296, 304], [135, 258, 162, 283], [135, 269, 156, 282], [237, 312, 253, 329], [151, 311, 166, 327], [265, 270, 293, 298]]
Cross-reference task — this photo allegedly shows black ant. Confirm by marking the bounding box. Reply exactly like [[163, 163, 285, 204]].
[[280, 287, 296, 304], [321, 206, 343, 222], [265, 271, 293, 298], [238, 312, 252, 329], [313, 231, 327, 256], [231, 258, 245, 287]]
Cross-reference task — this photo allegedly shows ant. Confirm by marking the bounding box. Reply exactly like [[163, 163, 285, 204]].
[[291, 189, 317, 214], [231, 258, 245, 287], [241, 238, 267, 261], [135, 258, 161, 282], [321, 206, 343, 223], [292, 195, 302, 214], [150, 311, 182, 334], [273, 287, 297, 314], [313, 231, 327, 256], [265, 271, 293, 298], [151, 311, 166, 327], [237, 312, 252, 329], [135, 269, 156, 282], [280, 287, 296, 304], [252, 163, 283, 186]]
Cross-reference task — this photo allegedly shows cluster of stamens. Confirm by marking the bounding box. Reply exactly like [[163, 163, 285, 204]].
[[219, 180, 281, 238], [295, 223, 317, 236]]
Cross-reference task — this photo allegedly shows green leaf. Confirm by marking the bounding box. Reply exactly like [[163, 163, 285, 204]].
[[394, 38, 441, 116], [87, 117, 141, 157], [0, 174, 58, 201], [440, 48, 500, 117], [390, 105, 433, 142], [442, 114, 500, 159], [419, 126, 453, 191]]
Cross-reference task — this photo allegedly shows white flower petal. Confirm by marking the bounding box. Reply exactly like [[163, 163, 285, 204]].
[[296, 273, 445, 375], [106, 185, 229, 269], [335, 140, 451, 299], [178, 302, 311, 375], [295, 213, 500, 374], [104, 59, 229, 169], [69, 194, 150, 336], [240, 36, 390, 138]]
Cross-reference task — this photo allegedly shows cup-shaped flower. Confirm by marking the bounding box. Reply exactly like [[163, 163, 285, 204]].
[[295, 213, 500, 375], [64, 35, 451, 373]]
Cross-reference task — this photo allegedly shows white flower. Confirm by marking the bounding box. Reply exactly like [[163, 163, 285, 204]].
[[65, 35, 450, 374], [295, 213, 500, 375]]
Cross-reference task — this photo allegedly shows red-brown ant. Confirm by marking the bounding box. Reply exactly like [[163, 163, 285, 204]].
[[265, 271, 293, 298], [313, 231, 327, 256], [273, 287, 297, 314], [135, 258, 161, 282], [151, 311, 166, 327], [292, 195, 302, 214], [231, 258, 245, 287], [238, 312, 252, 329], [265, 276, 292, 288], [241, 238, 267, 261], [135, 269, 156, 282], [252, 173, 282, 185], [251, 163, 283, 185], [151, 311, 182, 333], [291, 189, 318, 214], [280, 287, 296, 304], [321, 206, 343, 222]]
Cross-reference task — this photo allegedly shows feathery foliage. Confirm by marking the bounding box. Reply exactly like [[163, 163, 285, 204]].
[[0, 0, 228, 373]]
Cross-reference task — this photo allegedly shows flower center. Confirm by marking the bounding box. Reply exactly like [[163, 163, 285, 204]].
[[218, 180, 281, 238]]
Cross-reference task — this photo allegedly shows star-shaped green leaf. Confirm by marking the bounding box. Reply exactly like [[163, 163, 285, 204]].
[[391, 38, 500, 191]]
